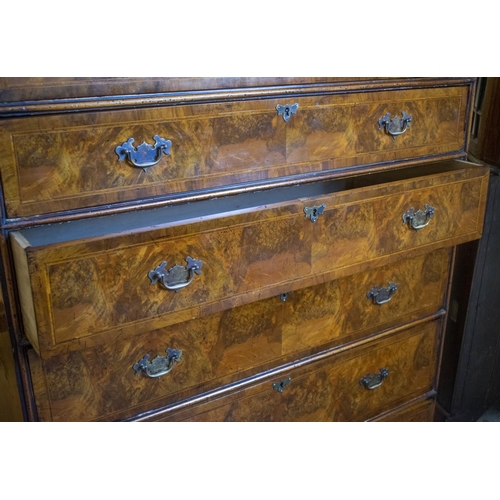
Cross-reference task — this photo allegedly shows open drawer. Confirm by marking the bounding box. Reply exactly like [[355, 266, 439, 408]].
[[11, 160, 488, 357]]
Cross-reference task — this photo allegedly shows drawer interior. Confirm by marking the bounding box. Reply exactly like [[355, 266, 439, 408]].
[[16, 159, 482, 247]]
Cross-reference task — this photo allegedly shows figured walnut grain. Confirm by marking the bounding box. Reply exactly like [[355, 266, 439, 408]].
[[157, 320, 441, 422], [27, 249, 449, 421], [10, 162, 488, 357], [0, 86, 470, 218]]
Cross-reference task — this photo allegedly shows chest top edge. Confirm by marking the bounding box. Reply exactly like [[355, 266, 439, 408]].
[[0, 77, 476, 118]]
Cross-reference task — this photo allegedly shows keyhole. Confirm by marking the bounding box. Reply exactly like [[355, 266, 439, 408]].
[[275, 381, 286, 393], [273, 377, 291, 393]]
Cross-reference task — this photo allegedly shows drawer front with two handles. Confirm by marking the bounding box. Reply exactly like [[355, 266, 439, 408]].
[[0, 85, 470, 217], [145, 320, 441, 422]]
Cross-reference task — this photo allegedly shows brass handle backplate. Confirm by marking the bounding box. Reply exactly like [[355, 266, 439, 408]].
[[402, 204, 435, 230], [359, 368, 389, 390], [378, 111, 412, 138], [116, 135, 172, 169], [133, 348, 182, 378], [367, 282, 398, 305], [148, 257, 203, 292]]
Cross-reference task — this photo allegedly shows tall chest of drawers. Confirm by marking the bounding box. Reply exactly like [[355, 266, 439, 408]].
[[0, 77, 488, 422]]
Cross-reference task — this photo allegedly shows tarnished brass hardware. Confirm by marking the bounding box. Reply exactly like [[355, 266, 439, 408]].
[[115, 135, 172, 169], [402, 204, 435, 230], [367, 282, 398, 305], [304, 204, 326, 222], [378, 111, 412, 138], [276, 103, 299, 122], [133, 348, 182, 378], [273, 377, 292, 393], [148, 257, 203, 292], [359, 368, 389, 390], [277, 292, 292, 302]]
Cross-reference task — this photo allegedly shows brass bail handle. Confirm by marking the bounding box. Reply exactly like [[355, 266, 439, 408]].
[[148, 257, 203, 292], [367, 282, 398, 305], [116, 135, 172, 169], [402, 204, 435, 230], [378, 111, 412, 138], [359, 368, 389, 390], [133, 348, 182, 378]]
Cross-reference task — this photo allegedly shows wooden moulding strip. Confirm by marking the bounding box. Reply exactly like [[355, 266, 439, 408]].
[[126, 310, 446, 422], [0, 78, 475, 117], [9, 232, 39, 354]]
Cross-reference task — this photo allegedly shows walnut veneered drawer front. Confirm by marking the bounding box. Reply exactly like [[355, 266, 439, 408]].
[[0, 85, 470, 218], [27, 249, 449, 421], [148, 320, 441, 422], [10, 161, 487, 357]]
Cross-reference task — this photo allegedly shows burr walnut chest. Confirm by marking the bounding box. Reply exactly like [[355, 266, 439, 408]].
[[0, 77, 488, 422]]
